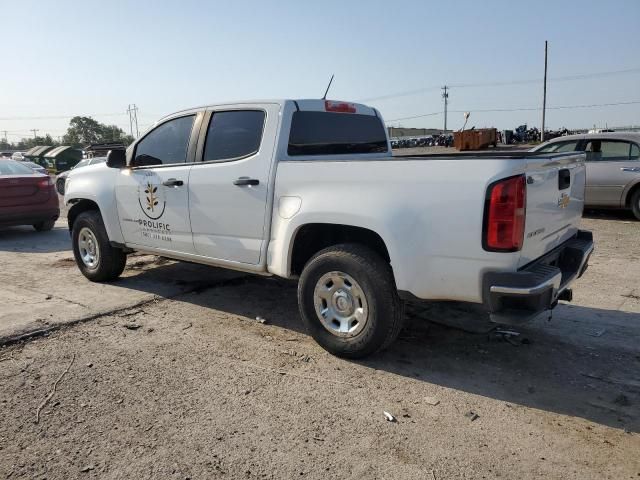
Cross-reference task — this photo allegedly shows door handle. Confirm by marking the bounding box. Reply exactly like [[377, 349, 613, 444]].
[[162, 178, 184, 187], [621, 167, 640, 172], [233, 177, 260, 186]]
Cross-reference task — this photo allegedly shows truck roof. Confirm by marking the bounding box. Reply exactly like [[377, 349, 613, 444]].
[[157, 99, 379, 123]]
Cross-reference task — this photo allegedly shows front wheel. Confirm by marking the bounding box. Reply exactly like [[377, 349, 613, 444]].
[[72, 210, 127, 282], [298, 244, 404, 358], [631, 189, 640, 221]]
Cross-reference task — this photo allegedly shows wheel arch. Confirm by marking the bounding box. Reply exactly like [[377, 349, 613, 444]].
[[289, 223, 392, 277], [67, 199, 101, 233]]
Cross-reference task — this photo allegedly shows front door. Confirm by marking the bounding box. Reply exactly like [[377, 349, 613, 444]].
[[188, 104, 279, 265], [583, 139, 637, 206], [115, 113, 201, 254]]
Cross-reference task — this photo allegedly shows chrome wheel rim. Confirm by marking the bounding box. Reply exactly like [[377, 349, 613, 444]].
[[78, 227, 99, 269], [313, 271, 369, 337]]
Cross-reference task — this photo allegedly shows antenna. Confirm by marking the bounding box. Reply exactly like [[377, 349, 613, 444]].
[[322, 74, 334, 100]]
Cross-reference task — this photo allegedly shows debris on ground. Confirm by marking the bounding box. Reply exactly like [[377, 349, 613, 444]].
[[383, 411, 397, 422], [256, 316, 268, 324], [465, 411, 479, 422], [123, 323, 141, 330], [425, 396, 440, 406], [35, 353, 76, 424]]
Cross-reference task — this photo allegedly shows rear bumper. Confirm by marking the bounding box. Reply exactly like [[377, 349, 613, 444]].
[[0, 208, 60, 228], [483, 230, 594, 324]]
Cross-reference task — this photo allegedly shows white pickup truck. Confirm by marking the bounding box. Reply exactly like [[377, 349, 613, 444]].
[[64, 99, 594, 358]]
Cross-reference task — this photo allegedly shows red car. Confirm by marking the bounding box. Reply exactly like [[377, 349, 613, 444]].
[[0, 159, 60, 231]]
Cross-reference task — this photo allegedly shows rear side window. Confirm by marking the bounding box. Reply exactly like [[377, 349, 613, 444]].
[[203, 110, 265, 162], [134, 115, 195, 166], [585, 140, 634, 161], [288, 111, 388, 156], [631, 144, 640, 160]]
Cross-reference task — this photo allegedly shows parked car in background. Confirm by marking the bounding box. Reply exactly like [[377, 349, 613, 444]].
[[0, 159, 59, 231], [55, 156, 106, 195], [11, 152, 25, 161], [1, 151, 13, 158], [531, 132, 640, 219], [21, 161, 49, 175]]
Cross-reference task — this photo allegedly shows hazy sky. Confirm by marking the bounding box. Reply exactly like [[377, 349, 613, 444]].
[[2, 0, 640, 141]]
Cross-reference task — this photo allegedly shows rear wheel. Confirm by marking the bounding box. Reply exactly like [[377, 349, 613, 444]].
[[631, 189, 640, 220], [298, 244, 404, 358], [33, 219, 56, 231], [72, 210, 126, 282]]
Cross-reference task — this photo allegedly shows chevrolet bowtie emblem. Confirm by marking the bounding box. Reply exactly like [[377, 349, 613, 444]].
[[558, 193, 570, 209]]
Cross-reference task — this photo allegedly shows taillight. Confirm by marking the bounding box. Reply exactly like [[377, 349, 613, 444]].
[[37, 177, 52, 189], [324, 100, 356, 113], [483, 174, 526, 252]]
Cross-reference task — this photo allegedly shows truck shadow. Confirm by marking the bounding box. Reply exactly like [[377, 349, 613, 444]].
[[112, 262, 640, 433], [0, 224, 71, 253]]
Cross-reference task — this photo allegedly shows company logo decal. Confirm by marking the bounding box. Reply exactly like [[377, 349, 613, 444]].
[[558, 193, 570, 209], [138, 180, 166, 220]]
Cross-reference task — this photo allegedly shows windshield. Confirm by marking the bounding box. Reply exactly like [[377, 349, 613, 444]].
[[0, 159, 37, 175]]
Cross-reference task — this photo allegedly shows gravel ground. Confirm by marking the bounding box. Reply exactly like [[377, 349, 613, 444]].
[[0, 209, 639, 479]]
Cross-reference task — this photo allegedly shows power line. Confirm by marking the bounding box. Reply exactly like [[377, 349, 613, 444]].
[[384, 100, 640, 123], [359, 66, 640, 103]]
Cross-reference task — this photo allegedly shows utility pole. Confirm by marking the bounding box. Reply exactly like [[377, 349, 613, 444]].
[[30, 129, 39, 143], [442, 86, 449, 132], [541, 41, 548, 142], [1, 130, 7, 145], [127, 104, 140, 138]]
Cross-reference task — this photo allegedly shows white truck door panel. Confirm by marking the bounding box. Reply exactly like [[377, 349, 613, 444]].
[[115, 166, 195, 253], [115, 113, 200, 254], [189, 104, 280, 264]]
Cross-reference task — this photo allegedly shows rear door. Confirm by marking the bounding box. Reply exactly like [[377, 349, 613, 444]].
[[115, 113, 203, 254], [582, 138, 638, 206], [189, 104, 279, 265], [519, 153, 586, 267]]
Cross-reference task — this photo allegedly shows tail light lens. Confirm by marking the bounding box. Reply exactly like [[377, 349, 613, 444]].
[[37, 177, 53, 189], [483, 174, 526, 252]]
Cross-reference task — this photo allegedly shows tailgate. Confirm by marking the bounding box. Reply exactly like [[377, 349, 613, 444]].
[[518, 152, 586, 268], [0, 175, 52, 208]]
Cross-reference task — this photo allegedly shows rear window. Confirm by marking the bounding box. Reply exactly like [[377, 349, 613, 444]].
[[288, 111, 388, 156], [0, 160, 36, 175]]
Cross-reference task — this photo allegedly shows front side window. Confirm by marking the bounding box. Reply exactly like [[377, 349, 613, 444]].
[[134, 115, 195, 166], [202, 110, 265, 162], [585, 140, 633, 161], [288, 111, 389, 156]]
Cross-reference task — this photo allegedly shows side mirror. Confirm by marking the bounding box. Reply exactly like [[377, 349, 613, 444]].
[[106, 149, 126, 168]]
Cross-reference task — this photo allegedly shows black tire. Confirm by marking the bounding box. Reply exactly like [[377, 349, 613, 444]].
[[56, 177, 66, 195], [33, 219, 56, 231], [297, 243, 404, 358], [631, 188, 640, 221], [72, 210, 126, 282]]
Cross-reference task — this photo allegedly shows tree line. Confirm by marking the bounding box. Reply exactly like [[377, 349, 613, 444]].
[[0, 116, 135, 151]]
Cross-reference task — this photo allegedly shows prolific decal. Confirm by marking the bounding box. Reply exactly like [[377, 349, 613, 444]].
[[138, 180, 166, 220]]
